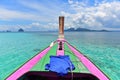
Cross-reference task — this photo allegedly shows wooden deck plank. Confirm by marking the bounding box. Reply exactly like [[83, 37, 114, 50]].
[[64, 43, 89, 73]]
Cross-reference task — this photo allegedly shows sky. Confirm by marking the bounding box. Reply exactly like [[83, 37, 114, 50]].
[[0, 0, 120, 31]]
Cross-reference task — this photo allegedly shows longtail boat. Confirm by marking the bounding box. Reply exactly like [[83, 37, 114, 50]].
[[6, 16, 109, 80]]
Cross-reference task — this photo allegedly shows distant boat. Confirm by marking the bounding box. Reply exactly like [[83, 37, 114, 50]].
[[6, 16, 110, 80]]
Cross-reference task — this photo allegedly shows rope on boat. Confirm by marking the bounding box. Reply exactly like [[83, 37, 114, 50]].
[[76, 58, 81, 72], [64, 49, 81, 72], [69, 60, 73, 80], [63, 50, 74, 80]]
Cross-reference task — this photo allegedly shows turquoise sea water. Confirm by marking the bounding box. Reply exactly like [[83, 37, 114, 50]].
[[0, 32, 120, 80]]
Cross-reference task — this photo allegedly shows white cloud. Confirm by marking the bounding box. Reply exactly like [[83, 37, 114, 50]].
[[68, 0, 73, 4], [0, 21, 59, 31], [31, 22, 41, 26], [0, 7, 55, 22], [0, 24, 21, 31], [0, 25, 9, 30], [18, 0, 64, 22], [43, 23, 58, 30], [30, 22, 58, 30], [61, 0, 120, 30], [0, 8, 35, 20], [94, 12, 106, 18]]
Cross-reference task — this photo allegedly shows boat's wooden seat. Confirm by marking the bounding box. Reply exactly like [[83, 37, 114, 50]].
[[18, 71, 99, 80]]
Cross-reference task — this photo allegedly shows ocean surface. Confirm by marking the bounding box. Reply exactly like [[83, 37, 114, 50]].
[[0, 32, 120, 80]]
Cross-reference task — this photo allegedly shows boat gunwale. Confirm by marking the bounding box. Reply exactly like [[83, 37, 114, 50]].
[[65, 41, 110, 80], [6, 41, 57, 80]]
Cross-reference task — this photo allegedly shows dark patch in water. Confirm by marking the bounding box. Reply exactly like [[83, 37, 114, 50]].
[[33, 48, 41, 52]]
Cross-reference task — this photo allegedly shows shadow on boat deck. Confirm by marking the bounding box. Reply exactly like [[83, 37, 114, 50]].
[[18, 71, 99, 80]]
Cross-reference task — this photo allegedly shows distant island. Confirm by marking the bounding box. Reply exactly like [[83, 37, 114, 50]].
[[65, 27, 109, 32], [6, 30, 12, 32], [18, 28, 24, 32], [1, 28, 120, 32]]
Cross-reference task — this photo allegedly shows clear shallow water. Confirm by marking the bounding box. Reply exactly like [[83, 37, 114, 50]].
[[0, 32, 120, 80]]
